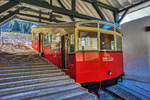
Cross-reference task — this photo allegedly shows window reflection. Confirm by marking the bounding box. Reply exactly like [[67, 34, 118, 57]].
[[78, 31, 97, 51], [44, 33, 51, 46], [116, 36, 122, 51], [100, 33, 114, 50], [100, 24, 114, 31]]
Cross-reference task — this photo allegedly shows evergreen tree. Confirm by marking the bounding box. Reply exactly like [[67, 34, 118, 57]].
[[2, 19, 39, 34]]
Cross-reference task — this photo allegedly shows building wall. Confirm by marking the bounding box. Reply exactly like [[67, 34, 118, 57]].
[[121, 16, 150, 80]]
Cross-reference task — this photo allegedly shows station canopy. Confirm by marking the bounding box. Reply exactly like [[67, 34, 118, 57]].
[[0, 0, 150, 25]]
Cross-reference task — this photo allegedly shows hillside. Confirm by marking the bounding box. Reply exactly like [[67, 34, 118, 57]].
[[1, 19, 40, 34]]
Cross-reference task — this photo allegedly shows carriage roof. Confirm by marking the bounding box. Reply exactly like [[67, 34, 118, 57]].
[[32, 21, 120, 29]]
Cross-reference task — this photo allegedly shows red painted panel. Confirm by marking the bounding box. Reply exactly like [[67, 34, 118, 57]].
[[63, 54, 76, 78], [43, 45, 62, 68], [32, 40, 39, 52], [75, 52, 123, 83], [32, 41, 34, 49], [34, 40, 123, 83]]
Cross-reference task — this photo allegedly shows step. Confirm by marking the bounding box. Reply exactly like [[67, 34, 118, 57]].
[[0, 79, 73, 96], [135, 84, 150, 93], [0, 76, 68, 89], [118, 83, 150, 100], [106, 85, 141, 100], [0, 73, 66, 83], [31, 88, 87, 100], [0, 70, 61, 78], [0, 67, 58, 74], [0, 64, 57, 70], [99, 90, 116, 100], [0, 84, 79, 100], [63, 93, 96, 100], [0, 63, 51, 67], [0, 72, 65, 83]]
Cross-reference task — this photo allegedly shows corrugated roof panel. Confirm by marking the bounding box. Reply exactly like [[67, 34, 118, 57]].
[[110, 0, 123, 8], [53, 0, 62, 8], [16, 15, 39, 21], [118, 0, 130, 7], [0, 0, 8, 6], [76, 0, 91, 16], [1, 0, 150, 23], [61, 0, 72, 10], [55, 13, 72, 22], [128, 0, 150, 13], [83, 1, 100, 18], [100, 7, 114, 22]]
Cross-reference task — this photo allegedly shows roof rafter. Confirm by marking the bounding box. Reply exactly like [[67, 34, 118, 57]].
[[18, 0, 101, 21], [57, 0, 75, 21], [16, 16, 49, 24], [0, 8, 20, 26], [82, 0, 118, 12], [18, 12, 64, 23], [23, 7, 62, 18], [72, 0, 76, 12], [0, 0, 20, 14], [119, 0, 150, 12], [118, 9, 129, 23], [91, 0, 106, 20]]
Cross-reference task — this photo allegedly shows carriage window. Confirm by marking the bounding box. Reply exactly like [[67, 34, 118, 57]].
[[70, 33, 75, 53], [78, 31, 98, 51], [116, 36, 122, 51], [100, 33, 114, 50], [100, 24, 114, 31], [35, 33, 39, 42], [44, 33, 51, 46], [51, 34, 60, 50]]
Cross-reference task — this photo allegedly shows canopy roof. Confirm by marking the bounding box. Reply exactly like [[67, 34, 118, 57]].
[[0, 0, 150, 25]]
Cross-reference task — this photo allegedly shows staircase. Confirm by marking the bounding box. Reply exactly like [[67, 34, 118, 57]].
[[0, 63, 96, 100], [0, 44, 95, 100]]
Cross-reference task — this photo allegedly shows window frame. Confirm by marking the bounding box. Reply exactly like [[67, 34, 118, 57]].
[[77, 30, 99, 52], [75, 21, 123, 52]]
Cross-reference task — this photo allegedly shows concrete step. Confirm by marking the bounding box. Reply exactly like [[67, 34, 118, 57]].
[[0, 73, 67, 83], [0, 67, 58, 74], [0, 79, 73, 96], [0, 64, 57, 70], [0, 45, 95, 100], [63, 93, 96, 100], [0, 70, 61, 78], [106, 85, 141, 100], [118, 83, 150, 100], [0, 63, 53, 67], [0, 72, 65, 83], [0, 84, 79, 100], [0, 76, 69, 89], [31, 88, 87, 100]]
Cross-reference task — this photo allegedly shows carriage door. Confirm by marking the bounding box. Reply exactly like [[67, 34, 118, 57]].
[[39, 33, 44, 54], [61, 34, 69, 69]]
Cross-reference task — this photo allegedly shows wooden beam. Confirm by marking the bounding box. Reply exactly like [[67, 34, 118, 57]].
[[18, 12, 64, 23], [19, 0, 101, 21], [57, 0, 75, 21], [0, 8, 20, 26], [83, 0, 118, 12], [91, 0, 106, 20], [0, 0, 19, 14]]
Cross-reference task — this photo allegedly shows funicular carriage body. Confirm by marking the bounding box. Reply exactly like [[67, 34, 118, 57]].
[[32, 21, 124, 88]]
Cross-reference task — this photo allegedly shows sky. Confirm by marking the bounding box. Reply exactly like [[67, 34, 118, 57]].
[[121, 6, 150, 24]]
